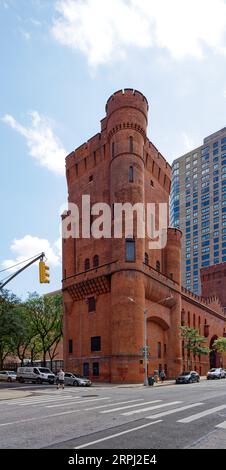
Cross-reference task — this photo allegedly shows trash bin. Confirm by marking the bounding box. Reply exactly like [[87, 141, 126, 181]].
[[148, 376, 154, 386]]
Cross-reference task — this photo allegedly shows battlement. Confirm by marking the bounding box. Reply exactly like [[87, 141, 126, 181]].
[[106, 88, 149, 120], [181, 287, 225, 316]]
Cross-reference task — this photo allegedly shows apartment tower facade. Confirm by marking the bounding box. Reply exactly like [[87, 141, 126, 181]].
[[171, 127, 226, 295]]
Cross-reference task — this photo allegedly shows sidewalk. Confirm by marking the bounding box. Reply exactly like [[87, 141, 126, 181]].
[[0, 390, 32, 401], [92, 376, 207, 388]]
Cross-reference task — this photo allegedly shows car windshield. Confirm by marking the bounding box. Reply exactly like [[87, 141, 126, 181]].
[[179, 372, 190, 376], [209, 368, 217, 372], [39, 368, 52, 374], [8, 371, 16, 375]]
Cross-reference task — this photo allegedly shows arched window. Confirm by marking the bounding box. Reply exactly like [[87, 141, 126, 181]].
[[156, 260, 160, 272], [193, 314, 196, 328], [129, 136, 133, 153], [93, 255, 99, 268], [85, 258, 90, 271], [129, 165, 134, 182], [144, 253, 149, 265]]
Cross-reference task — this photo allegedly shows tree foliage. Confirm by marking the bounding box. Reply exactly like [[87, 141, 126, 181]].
[[25, 293, 63, 366], [212, 337, 226, 354], [0, 290, 63, 368], [179, 326, 210, 368]]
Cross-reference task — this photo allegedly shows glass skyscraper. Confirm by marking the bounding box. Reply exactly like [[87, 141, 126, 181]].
[[170, 127, 226, 294]]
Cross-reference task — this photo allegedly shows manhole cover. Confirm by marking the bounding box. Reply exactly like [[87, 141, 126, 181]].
[[81, 395, 98, 398]]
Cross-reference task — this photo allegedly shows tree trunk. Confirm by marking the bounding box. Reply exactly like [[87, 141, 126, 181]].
[[43, 351, 46, 367]]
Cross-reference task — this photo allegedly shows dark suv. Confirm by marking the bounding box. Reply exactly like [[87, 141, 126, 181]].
[[176, 371, 200, 384]]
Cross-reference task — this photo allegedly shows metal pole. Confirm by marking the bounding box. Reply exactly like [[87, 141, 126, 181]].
[[0, 252, 45, 289], [144, 308, 148, 386]]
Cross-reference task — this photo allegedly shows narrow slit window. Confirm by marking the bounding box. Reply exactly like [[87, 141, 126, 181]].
[[129, 165, 134, 182]]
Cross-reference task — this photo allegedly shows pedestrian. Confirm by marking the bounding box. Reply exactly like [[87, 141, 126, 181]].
[[57, 368, 65, 390], [160, 370, 166, 383], [154, 370, 159, 383]]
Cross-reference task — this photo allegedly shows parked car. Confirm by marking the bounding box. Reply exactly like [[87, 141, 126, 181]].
[[17, 367, 55, 384], [207, 368, 226, 379], [176, 371, 200, 384], [0, 370, 17, 382], [58, 372, 92, 387]]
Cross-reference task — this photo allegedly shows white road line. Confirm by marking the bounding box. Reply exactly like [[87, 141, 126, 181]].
[[177, 405, 226, 423], [0, 410, 80, 427], [85, 399, 144, 411], [146, 403, 203, 419], [74, 420, 162, 449], [122, 401, 182, 416], [100, 400, 162, 414], [47, 397, 111, 408], [7, 393, 75, 403], [8, 396, 76, 406], [216, 421, 226, 429]]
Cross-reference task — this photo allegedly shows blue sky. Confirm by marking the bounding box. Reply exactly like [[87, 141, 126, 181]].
[[0, 0, 226, 298]]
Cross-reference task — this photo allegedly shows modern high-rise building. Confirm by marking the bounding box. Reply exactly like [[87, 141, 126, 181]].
[[170, 127, 226, 295]]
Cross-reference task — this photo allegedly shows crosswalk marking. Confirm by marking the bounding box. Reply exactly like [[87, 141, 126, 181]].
[[85, 399, 144, 411], [122, 401, 182, 416], [146, 403, 203, 419], [215, 421, 226, 429], [0, 409, 80, 427], [177, 405, 226, 423], [74, 420, 162, 449], [7, 396, 77, 406], [46, 397, 111, 408], [100, 400, 162, 413]]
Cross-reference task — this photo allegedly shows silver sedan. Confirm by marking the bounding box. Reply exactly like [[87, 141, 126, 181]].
[[63, 372, 92, 386], [0, 371, 17, 382]]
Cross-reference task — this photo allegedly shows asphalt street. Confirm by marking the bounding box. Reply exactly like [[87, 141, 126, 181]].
[[0, 379, 226, 449]]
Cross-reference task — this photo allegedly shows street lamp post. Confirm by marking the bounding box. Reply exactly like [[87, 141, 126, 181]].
[[128, 295, 173, 386], [143, 307, 149, 386]]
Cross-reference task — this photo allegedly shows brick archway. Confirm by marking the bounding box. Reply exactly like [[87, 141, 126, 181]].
[[209, 335, 220, 368]]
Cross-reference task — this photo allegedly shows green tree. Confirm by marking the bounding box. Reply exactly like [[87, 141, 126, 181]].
[[25, 293, 63, 366], [179, 326, 210, 370], [14, 303, 41, 366], [212, 337, 226, 367], [0, 290, 23, 368]]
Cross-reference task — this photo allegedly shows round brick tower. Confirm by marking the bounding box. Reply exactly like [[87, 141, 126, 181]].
[[165, 227, 183, 377], [106, 89, 148, 382]]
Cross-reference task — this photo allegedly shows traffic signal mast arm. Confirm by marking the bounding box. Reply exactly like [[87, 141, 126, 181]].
[[0, 253, 48, 289]]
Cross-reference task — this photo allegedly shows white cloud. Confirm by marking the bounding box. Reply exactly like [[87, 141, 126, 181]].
[[51, 0, 226, 67], [2, 235, 61, 273], [2, 112, 66, 176], [224, 88, 226, 98], [19, 28, 31, 41]]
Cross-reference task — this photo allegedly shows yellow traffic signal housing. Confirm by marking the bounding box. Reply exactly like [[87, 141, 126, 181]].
[[39, 261, 50, 284]]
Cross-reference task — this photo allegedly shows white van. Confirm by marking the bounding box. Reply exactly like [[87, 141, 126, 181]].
[[17, 367, 55, 385]]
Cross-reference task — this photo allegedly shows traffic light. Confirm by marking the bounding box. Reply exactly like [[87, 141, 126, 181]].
[[39, 261, 50, 284]]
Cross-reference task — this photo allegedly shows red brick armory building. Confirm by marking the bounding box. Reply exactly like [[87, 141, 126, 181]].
[[62, 89, 226, 382]]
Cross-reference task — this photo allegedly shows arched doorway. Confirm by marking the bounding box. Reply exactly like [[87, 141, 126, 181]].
[[209, 335, 220, 368]]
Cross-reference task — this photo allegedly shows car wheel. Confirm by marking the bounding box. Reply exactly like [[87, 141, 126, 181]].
[[49, 381, 54, 385], [7, 377, 12, 383], [36, 378, 42, 384], [188, 378, 192, 383], [197, 378, 200, 382], [73, 381, 79, 386]]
